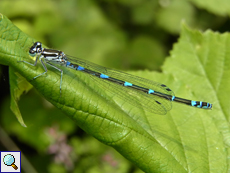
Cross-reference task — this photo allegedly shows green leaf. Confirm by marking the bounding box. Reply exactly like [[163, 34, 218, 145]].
[[9, 68, 33, 127], [190, 0, 230, 16], [0, 13, 229, 172]]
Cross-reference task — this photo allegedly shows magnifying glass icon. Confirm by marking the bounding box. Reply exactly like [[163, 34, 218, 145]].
[[3, 154, 18, 170]]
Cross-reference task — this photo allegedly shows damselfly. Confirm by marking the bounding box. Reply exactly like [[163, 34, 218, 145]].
[[18, 42, 212, 114]]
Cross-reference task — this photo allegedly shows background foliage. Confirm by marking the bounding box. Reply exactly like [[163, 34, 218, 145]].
[[0, 0, 229, 172]]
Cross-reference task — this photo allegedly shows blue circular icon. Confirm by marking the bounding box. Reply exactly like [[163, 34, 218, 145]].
[[3, 154, 15, 166]]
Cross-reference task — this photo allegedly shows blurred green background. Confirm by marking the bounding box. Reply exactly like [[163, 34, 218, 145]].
[[0, 0, 229, 172]]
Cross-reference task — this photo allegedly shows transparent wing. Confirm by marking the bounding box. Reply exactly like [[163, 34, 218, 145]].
[[66, 55, 173, 114], [88, 73, 169, 114]]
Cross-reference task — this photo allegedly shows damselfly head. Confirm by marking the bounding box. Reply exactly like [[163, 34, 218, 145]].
[[29, 42, 43, 57]]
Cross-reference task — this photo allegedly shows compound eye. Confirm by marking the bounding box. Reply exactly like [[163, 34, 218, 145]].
[[35, 42, 41, 46], [29, 49, 36, 57]]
